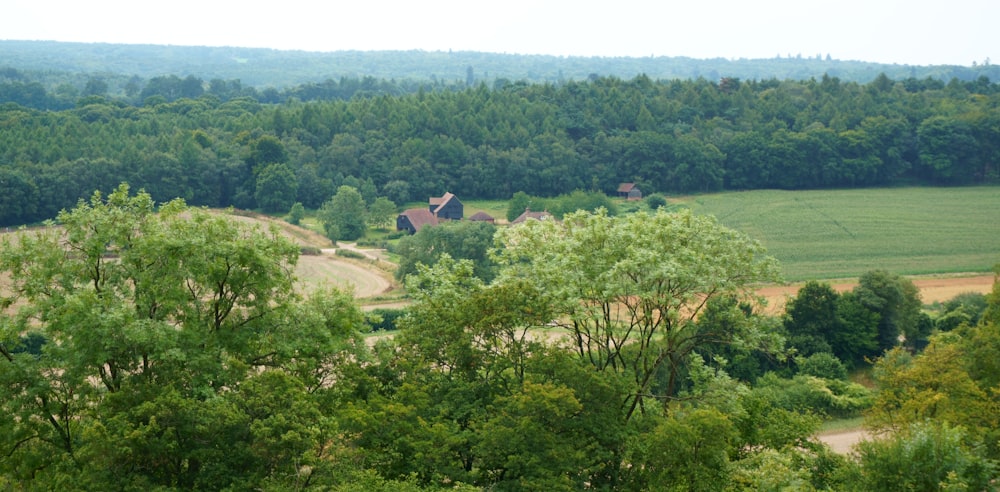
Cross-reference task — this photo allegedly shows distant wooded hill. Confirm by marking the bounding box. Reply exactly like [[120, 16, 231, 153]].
[[1, 68, 997, 227], [1, 40, 997, 91]]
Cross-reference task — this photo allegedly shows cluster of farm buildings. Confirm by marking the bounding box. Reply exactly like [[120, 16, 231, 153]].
[[396, 184, 642, 234]]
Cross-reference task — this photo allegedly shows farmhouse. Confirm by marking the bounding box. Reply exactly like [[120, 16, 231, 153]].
[[396, 208, 438, 234], [617, 183, 643, 200], [511, 208, 553, 224]]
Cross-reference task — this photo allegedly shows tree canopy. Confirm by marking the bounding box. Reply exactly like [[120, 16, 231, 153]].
[[0, 185, 367, 489]]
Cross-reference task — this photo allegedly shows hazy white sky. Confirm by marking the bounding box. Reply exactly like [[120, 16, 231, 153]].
[[3, 0, 995, 66]]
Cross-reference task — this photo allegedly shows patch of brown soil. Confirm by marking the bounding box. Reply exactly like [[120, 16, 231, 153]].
[[818, 428, 870, 454]]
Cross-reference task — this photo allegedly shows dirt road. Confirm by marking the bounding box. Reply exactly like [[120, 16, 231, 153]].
[[818, 429, 870, 454]]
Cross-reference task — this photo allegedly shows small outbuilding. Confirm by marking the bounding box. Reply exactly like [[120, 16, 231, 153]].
[[617, 183, 643, 200], [511, 208, 553, 225], [469, 211, 495, 223]]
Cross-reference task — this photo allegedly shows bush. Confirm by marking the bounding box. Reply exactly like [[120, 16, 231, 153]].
[[754, 372, 872, 419], [796, 352, 848, 381], [645, 193, 668, 210], [856, 421, 997, 491], [299, 246, 322, 256], [366, 308, 407, 332], [336, 249, 366, 260], [286, 202, 305, 225]]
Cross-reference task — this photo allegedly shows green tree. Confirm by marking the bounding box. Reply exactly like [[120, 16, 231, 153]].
[[868, 337, 997, 441], [627, 408, 737, 491], [830, 290, 881, 364], [0, 184, 365, 488], [318, 185, 367, 241], [493, 209, 780, 421], [255, 162, 299, 213], [855, 421, 996, 491], [506, 191, 533, 222], [247, 134, 287, 172], [287, 201, 305, 225], [394, 220, 498, 282], [854, 270, 923, 352], [783, 281, 840, 356], [0, 167, 39, 226], [367, 196, 397, 230]]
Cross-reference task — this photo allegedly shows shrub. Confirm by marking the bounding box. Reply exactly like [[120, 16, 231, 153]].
[[299, 246, 322, 256], [796, 352, 848, 381], [286, 202, 305, 225], [336, 249, 366, 260], [856, 421, 997, 491], [366, 308, 407, 332]]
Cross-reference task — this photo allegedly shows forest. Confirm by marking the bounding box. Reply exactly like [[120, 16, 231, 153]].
[[1, 67, 998, 227]]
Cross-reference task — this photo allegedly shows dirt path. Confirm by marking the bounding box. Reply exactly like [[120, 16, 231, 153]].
[[295, 254, 394, 299], [818, 428, 870, 454]]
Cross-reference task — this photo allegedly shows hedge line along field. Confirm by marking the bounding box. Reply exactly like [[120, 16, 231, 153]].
[[681, 187, 1000, 281]]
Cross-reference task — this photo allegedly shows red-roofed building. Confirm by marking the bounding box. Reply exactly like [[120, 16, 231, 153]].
[[396, 208, 438, 234], [617, 183, 643, 200], [469, 211, 495, 223]]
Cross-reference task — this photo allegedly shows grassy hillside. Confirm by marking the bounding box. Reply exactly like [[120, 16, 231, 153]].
[[678, 187, 1000, 281]]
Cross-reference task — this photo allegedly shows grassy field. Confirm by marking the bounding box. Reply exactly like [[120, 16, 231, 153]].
[[676, 187, 1000, 281]]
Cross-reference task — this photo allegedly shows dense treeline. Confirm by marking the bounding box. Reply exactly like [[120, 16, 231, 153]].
[[1, 73, 999, 226]]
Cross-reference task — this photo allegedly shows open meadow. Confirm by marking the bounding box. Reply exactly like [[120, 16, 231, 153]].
[[678, 187, 1000, 281]]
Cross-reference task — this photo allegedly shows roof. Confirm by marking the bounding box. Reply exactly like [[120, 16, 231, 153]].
[[511, 208, 553, 224], [399, 208, 438, 231], [430, 192, 458, 215], [469, 211, 494, 221], [617, 183, 638, 193]]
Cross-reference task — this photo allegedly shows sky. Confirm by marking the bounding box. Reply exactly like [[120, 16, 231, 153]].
[[2, 0, 995, 66]]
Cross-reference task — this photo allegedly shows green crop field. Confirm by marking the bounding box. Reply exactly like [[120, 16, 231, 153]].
[[678, 187, 1000, 281]]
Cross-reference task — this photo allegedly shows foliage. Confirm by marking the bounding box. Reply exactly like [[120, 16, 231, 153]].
[[644, 193, 667, 210], [753, 372, 873, 419], [286, 201, 305, 225], [365, 307, 408, 332], [494, 208, 781, 421], [546, 189, 619, 218], [0, 184, 367, 488], [933, 291, 988, 331], [797, 352, 849, 381], [855, 421, 997, 491], [867, 332, 1000, 457], [393, 220, 498, 283], [625, 408, 737, 491], [340, 257, 623, 489], [318, 185, 367, 241], [255, 162, 298, 213], [783, 280, 880, 366], [855, 270, 925, 351], [336, 248, 366, 260], [367, 196, 398, 230]]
